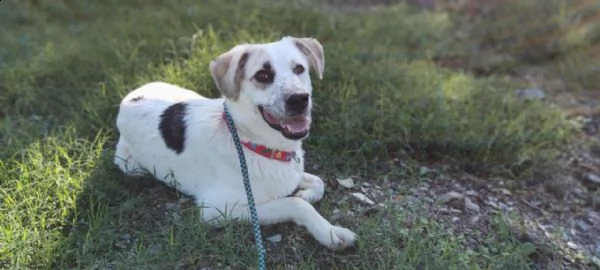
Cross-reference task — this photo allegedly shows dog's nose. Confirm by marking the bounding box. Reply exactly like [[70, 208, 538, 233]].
[[285, 93, 310, 114]]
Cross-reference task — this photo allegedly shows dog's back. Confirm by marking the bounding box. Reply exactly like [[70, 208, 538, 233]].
[[114, 82, 214, 191]]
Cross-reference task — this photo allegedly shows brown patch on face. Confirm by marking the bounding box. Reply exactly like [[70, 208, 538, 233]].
[[232, 52, 250, 100], [211, 53, 233, 97], [294, 41, 311, 58], [295, 41, 323, 66], [293, 38, 325, 79]]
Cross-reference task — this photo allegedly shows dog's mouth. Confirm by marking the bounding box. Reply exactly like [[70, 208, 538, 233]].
[[258, 106, 309, 140]]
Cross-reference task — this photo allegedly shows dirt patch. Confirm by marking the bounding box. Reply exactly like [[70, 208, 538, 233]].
[[399, 169, 600, 269]]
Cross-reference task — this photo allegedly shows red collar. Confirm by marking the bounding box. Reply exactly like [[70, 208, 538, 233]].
[[222, 112, 297, 162]]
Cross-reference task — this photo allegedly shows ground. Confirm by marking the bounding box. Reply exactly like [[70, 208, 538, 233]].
[[1, 0, 599, 269]]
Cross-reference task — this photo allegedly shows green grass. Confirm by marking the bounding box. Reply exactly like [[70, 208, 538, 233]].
[[443, 0, 600, 90], [0, 0, 582, 269]]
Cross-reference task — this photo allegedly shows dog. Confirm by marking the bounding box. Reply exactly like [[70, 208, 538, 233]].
[[113, 36, 357, 250]]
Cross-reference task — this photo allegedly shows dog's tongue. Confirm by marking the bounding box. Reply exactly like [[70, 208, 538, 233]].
[[282, 117, 309, 133]]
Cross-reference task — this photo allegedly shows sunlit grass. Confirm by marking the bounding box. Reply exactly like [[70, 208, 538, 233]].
[[0, 0, 584, 268]]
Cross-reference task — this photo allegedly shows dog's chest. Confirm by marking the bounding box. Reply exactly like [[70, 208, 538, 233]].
[[245, 155, 303, 202]]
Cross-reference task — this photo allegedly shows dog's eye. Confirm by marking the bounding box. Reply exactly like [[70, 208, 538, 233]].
[[254, 70, 274, 84], [293, 64, 305, 75]]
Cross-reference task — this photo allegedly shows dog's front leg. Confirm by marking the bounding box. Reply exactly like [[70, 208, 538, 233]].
[[293, 173, 325, 203], [218, 197, 355, 250], [258, 197, 355, 250]]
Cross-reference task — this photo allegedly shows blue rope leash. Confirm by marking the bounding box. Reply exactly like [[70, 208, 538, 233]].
[[223, 102, 267, 270]]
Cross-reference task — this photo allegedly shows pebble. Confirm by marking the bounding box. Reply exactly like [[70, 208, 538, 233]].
[[466, 190, 478, 196], [165, 202, 178, 211], [337, 178, 355, 189], [464, 197, 481, 213], [267, 234, 282, 243], [516, 88, 545, 100], [592, 256, 600, 268], [588, 211, 600, 222], [120, 233, 132, 241], [577, 220, 592, 232], [147, 243, 160, 255], [436, 191, 463, 204], [567, 241, 579, 250], [351, 192, 375, 205], [586, 173, 600, 184]]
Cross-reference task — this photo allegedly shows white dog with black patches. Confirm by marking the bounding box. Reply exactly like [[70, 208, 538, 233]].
[[114, 36, 357, 250]]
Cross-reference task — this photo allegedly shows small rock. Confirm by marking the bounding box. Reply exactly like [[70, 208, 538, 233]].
[[438, 207, 463, 214], [337, 178, 355, 189], [464, 197, 480, 213], [148, 243, 160, 255], [498, 202, 511, 211], [335, 196, 349, 206], [120, 233, 132, 241], [266, 234, 282, 243], [592, 256, 600, 268], [577, 220, 592, 232], [351, 192, 375, 205], [567, 241, 579, 250], [452, 217, 460, 223], [485, 200, 499, 209], [516, 88, 545, 100], [470, 215, 480, 224], [572, 188, 586, 199], [165, 202, 178, 211], [419, 166, 434, 176], [436, 191, 463, 204], [466, 190, 478, 196], [586, 173, 600, 184], [330, 208, 341, 222], [588, 211, 600, 222]]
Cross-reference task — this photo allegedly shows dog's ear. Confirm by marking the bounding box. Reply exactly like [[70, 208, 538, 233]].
[[209, 45, 251, 101], [292, 37, 325, 80]]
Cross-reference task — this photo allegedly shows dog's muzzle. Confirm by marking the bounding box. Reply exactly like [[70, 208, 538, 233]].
[[285, 93, 310, 116], [258, 103, 310, 140]]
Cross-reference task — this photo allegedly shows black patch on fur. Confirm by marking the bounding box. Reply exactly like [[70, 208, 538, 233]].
[[263, 62, 272, 71], [159, 102, 188, 154], [131, 95, 144, 102]]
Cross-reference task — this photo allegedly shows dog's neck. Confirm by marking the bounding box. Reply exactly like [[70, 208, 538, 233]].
[[224, 99, 303, 152]]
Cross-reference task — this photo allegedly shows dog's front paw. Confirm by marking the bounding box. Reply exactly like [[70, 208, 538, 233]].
[[294, 188, 322, 204], [296, 173, 325, 203], [319, 225, 357, 250]]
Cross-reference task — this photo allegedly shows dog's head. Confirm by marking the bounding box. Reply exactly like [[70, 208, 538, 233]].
[[210, 36, 324, 141]]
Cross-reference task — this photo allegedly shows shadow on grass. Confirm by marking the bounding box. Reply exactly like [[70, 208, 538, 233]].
[[45, 147, 559, 269], [48, 149, 265, 269]]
